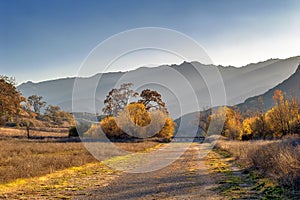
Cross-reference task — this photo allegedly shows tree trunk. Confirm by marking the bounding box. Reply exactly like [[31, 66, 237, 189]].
[[26, 126, 30, 139]]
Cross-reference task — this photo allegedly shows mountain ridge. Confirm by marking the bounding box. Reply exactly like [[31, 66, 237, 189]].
[[17, 56, 300, 118], [238, 63, 300, 111]]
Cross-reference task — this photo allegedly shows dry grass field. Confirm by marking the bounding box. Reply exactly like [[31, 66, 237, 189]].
[[0, 127, 158, 184], [215, 136, 300, 192]]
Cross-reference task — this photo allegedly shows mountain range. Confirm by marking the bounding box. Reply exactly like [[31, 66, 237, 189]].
[[174, 61, 300, 134], [238, 63, 300, 112], [18, 56, 300, 119]]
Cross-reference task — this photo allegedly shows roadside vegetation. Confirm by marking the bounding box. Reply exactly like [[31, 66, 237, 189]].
[[199, 89, 299, 140], [199, 88, 300, 198], [215, 137, 300, 194], [0, 127, 159, 184]]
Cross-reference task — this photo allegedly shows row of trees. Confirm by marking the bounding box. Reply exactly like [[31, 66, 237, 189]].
[[198, 90, 300, 140], [0, 76, 74, 128], [96, 83, 175, 141], [0, 77, 173, 140]]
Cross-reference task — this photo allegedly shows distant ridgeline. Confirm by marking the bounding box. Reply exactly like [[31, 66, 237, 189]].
[[17, 56, 300, 119], [238, 63, 300, 112], [176, 63, 300, 140]]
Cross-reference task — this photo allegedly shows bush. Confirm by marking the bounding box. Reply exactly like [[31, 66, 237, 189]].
[[251, 142, 300, 189], [68, 126, 79, 137], [84, 124, 107, 139], [216, 138, 300, 190], [153, 114, 175, 141], [69, 122, 91, 137]]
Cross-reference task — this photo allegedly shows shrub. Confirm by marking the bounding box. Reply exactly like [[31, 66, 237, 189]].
[[216, 138, 300, 190], [100, 116, 124, 139], [68, 126, 79, 137], [250, 142, 300, 189], [153, 115, 175, 141], [68, 122, 91, 137], [84, 124, 106, 139]]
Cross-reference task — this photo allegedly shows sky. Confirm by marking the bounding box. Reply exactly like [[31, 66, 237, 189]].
[[0, 0, 300, 84]]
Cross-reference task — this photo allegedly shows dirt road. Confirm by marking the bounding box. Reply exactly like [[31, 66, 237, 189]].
[[75, 143, 225, 200]]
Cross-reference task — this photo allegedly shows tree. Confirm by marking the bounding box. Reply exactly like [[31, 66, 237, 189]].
[[102, 83, 138, 116], [138, 89, 167, 113], [100, 116, 123, 139], [44, 105, 74, 127], [255, 96, 268, 139], [44, 105, 63, 126], [195, 108, 212, 136], [151, 112, 175, 141], [266, 90, 299, 137], [21, 118, 34, 139], [27, 95, 46, 115], [222, 107, 243, 140], [100, 103, 175, 141], [243, 96, 269, 139], [116, 103, 151, 138], [0, 76, 25, 124], [242, 117, 255, 140]]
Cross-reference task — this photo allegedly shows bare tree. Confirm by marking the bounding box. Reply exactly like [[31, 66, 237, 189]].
[[102, 83, 138, 116], [28, 95, 46, 115], [138, 89, 167, 113], [195, 108, 212, 136]]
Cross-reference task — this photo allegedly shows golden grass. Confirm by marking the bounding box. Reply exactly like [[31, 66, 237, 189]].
[[0, 127, 69, 138], [215, 136, 300, 191], [0, 162, 118, 199], [0, 127, 159, 184]]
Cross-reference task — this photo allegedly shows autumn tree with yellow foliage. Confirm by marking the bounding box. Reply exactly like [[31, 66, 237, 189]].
[[198, 89, 300, 140], [265, 90, 299, 138], [0, 76, 25, 125], [100, 84, 175, 141]]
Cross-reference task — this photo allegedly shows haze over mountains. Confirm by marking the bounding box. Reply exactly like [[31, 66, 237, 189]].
[[174, 60, 300, 134], [239, 63, 300, 112], [18, 56, 300, 119]]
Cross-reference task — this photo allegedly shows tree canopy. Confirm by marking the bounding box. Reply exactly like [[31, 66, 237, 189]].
[[27, 95, 46, 115], [197, 89, 300, 140], [0, 76, 25, 123], [102, 83, 138, 116], [100, 83, 174, 141], [138, 89, 167, 112]]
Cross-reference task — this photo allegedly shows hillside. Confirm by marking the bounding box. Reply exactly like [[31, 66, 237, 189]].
[[238, 63, 300, 112], [175, 63, 300, 136], [18, 56, 300, 118]]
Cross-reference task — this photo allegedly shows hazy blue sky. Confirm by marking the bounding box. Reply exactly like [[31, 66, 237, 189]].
[[1, 0, 300, 84]]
